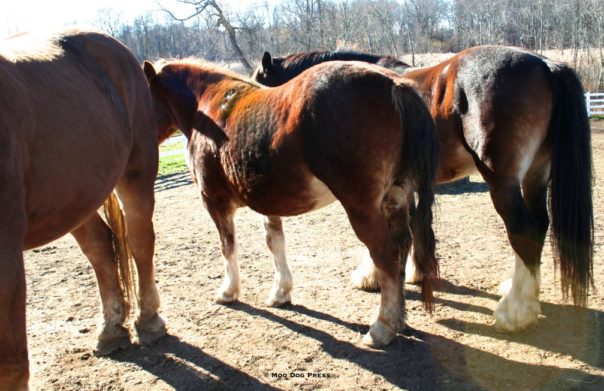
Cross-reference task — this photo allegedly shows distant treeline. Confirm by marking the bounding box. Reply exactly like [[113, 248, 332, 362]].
[[96, 0, 604, 90]]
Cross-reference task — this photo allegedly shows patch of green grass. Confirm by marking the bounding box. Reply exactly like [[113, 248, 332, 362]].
[[159, 142, 185, 153], [158, 153, 187, 177]]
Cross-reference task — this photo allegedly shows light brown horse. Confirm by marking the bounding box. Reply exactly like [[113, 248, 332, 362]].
[[144, 59, 439, 348], [253, 48, 594, 334], [0, 30, 166, 389]]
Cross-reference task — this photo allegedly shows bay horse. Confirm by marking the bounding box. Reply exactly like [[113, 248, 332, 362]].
[[143, 59, 439, 348], [252, 48, 594, 334], [0, 30, 166, 389]]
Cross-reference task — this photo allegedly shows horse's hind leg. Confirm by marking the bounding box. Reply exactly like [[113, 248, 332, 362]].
[[71, 214, 131, 355], [116, 176, 166, 346], [344, 203, 406, 347], [351, 192, 417, 289], [262, 216, 292, 307], [351, 248, 381, 291], [402, 197, 426, 284], [487, 177, 546, 332], [206, 200, 240, 303]]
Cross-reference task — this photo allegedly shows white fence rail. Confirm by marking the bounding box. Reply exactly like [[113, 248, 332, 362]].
[[586, 92, 604, 117], [159, 135, 187, 157]]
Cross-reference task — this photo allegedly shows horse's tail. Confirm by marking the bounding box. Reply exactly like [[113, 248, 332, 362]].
[[103, 191, 137, 308], [391, 79, 440, 312], [546, 61, 594, 306]]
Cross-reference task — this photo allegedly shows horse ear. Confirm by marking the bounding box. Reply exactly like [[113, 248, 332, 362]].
[[143, 61, 156, 81], [261, 51, 272, 71]]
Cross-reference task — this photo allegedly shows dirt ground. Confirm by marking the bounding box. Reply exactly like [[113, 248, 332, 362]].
[[24, 126, 604, 391]]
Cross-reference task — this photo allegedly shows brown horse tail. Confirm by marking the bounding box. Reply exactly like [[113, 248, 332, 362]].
[[546, 61, 594, 306], [391, 80, 440, 312], [103, 191, 137, 308]]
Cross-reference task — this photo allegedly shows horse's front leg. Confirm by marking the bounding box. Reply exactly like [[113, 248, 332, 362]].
[[0, 193, 28, 389], [71, 213, 132, 355], [262, 215, 292, 306], [206, 200, 240, 303]]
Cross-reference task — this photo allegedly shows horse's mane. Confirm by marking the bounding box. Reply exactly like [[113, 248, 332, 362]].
[[277, 50, 409, 73], [158, 57, 263, 88]]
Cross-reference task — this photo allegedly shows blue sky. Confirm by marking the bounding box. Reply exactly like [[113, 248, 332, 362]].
[[0, 0, 277, 37]]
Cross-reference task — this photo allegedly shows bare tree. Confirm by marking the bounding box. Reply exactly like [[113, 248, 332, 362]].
[[162, 0, 253, 72], [94, 0, 604, 91], [95, 8, 124, 36]]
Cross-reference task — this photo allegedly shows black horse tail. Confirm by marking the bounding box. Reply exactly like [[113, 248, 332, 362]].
[[391, 79, 439, 312], [546, 61, 594, 306]]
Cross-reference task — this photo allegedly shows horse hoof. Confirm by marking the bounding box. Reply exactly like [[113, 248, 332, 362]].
[[215, 290, 239, 304], [361, 320, 396, 348], [95, 335, 131, 356], [493, 296, 540, 333], [95, 330, 131, 356], [266, 290, 291, 307], [94, 324, 131, 356], [135, 313, 167, 346]]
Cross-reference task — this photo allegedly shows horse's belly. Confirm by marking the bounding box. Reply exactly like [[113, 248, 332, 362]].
[[306, 177, 337, 211], [246, 176, 337, 217], [436, 144, 476, 183]]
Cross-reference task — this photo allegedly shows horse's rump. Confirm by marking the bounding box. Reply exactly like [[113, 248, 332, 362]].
[[210, 61, 417, 215], [0, 30, 154, 247]]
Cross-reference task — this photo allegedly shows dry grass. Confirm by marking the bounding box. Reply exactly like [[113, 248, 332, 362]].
[[402, 48, 604, 92]]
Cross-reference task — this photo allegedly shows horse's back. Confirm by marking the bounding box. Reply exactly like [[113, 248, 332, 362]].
[[0, 30, 154, 248]]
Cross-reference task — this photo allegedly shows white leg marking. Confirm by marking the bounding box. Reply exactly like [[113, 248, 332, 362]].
[[493, 253, 541, 332], [362, 272, 404, 347], [351, 248, 381, 290], [498, 277, 513, 296], [404, 245, 424, 284], [216, 240, 240, 304], [95, 297, 131, 355], [262, 216, 293, 307]]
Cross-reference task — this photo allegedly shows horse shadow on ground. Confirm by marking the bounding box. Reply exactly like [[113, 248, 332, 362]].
[[110, 283, 603, 391], [437, 177, 488, 195], [232, 300, 603, 391], [154, 171, 192, 192], [435, 284, 604, 371], [111, 335, 280, 390]]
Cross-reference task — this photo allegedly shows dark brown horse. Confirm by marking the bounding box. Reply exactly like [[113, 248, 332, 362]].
[[0, 30, 166, 389], [144, 59, 439, 348], [252, 48, 594, 334]]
